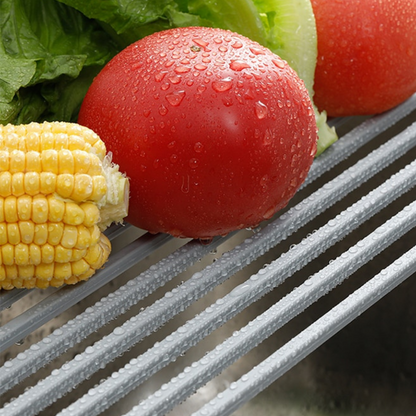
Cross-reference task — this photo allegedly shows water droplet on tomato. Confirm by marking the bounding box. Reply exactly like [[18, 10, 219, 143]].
[[249, 47, 265, 55], [193, 38, 209, 50], [154, 71, 167, 82], [143, 109, 151, 118], [254, 101, 268, 119], [231, 40, 243, 49], [168, 75, 182, 84], [263, 129, 272, 145], [272, 59, 285, 69], [212, 77, 233, 92], [197, 85, 207, 93], [175, 66, 191, 74], [194, 142, 204, 153], [170, 154, 178, 163], [181, 175, 190, 193], [165, 91, 186, 107], [159, 104, 168, 115], [194, 64, 207, 71], [189, 158, 198, 169], [230, 60, 251, 71]]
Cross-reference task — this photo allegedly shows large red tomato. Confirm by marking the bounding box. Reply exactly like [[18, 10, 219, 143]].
[[311, 0, 416, 117], [78, 27, 317, 239]]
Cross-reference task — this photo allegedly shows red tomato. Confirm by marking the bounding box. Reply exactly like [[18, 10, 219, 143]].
[[78, 27, 317, 239], [311, 0, 416, 117]]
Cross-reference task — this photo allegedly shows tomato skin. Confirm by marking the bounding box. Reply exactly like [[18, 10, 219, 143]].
[[311, 0, 416, 117], [79, 27, 317, 239]]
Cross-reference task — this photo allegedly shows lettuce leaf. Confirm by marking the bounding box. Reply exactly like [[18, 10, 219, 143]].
[[0, 0, 117, 124]]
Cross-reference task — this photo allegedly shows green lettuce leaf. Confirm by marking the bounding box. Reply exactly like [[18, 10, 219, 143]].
[[0, 0, 117, 124]]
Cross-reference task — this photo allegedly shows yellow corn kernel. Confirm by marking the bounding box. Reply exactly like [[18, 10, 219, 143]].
[[89, 225, 101, 246], [73, 150, 91, 174], [23, 278, 37, 289], [18, 265, 35, 279], [72, 248, 87, 262], [57, 174, 74, 198], [0, 266, 6, 281], [88, 155, 104, 175], [0, 198, 3, 222], [24, 172, 40, 196], [64, 275, 79, 285], [33, 224, 48, 245], [29, 244, 41, 265], [47, 196, 65, 222], [54, 263, 72, 280], [80, 203, 100, 227], [0, 172, 12, 196], [68, 135, 86, 151], [1, 244, 14, 265], [61, 225, 77, 248], [19, 221, 35, 244], [0, 224, 6, 245], [4, 196, 17, 223], [26, 151, 41, 171], [47, 223, 64, 245], [10, 277, 24, 288], [40, 132, 55, 150], [15, 243, 29, 266], [17, 195, 32, 220], [10, 150, 25, 173], [91, 176, 107, 201], [0, 151, 9, 171], [4, 133, 19, 150], [58, 149, 74, 174], [36, 277, 51, 289], [77, 268, 95, 282], [7, 223, 20, 245], [83, 244, 103, 268], [12, 173, 24, 196], [72, 174, 93, 202], [54, 133, 68, 150], [5, 265, 18, 279], [41, 244, 55, 264], [41, 149, 59, 173], [71, 259, 90, 276], [25, 132, 41, 152], [40, 172, 57, 195], [32, 195, 48, 223], [75, 225, 91, 249], [54, 245, 72, 263], [63, 201, 85, 225]]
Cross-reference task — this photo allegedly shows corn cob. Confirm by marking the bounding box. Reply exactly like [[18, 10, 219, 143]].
[[0, 121, 129, 290]]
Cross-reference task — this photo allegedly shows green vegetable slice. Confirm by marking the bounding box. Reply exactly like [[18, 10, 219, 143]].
[[250, 0, 337, 155]]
